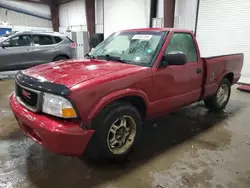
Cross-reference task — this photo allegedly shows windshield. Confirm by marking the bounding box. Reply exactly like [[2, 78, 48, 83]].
[[89, 31, 166, 66]]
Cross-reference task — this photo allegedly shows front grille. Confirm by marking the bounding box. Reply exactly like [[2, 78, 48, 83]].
[[15, 81, 41, 111]]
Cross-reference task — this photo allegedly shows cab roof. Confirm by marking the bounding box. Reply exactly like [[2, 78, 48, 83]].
[[120, 28, 193, 33], [14, 31, 66, 37]]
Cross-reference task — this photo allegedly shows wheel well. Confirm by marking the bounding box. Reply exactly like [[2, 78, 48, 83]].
[[117, 96, 147, 119], [53, 55, 70, 61], [224, 72, 234, 85]]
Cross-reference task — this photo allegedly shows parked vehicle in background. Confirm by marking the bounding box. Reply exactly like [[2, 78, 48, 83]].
[[10, 28, 243, 162], [0, 31, 77, 71], [0, 31, 18, 42]]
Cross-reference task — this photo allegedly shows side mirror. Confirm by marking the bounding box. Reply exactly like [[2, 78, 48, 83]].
[[161, 51, 187, 67], [2, 41, 11, 48]]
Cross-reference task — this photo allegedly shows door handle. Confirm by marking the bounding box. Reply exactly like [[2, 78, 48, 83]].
[[26, 49, 30, 52], [196, 68, 202, 74]]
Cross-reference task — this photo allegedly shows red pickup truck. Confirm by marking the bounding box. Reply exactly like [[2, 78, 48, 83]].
[[10, 28, 243, 161]]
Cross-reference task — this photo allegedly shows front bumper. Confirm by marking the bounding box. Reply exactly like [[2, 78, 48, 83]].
[[9, 93, 95, 156]]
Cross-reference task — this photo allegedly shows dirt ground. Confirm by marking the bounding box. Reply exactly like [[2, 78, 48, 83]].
[[0, 79, 249, 188]]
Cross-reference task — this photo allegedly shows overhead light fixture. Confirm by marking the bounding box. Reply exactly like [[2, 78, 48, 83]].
[[3, 20, 8, 26]]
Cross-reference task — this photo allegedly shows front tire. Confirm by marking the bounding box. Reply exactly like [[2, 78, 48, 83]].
[[84, 102, 142, 162], [204, 78, 231, 111]]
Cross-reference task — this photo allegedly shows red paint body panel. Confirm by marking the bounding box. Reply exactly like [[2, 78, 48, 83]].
[[10, 93, 94, 156], [237, 85, 250, 93], [69, 66, 152, 123], [9, 28, 244, 156], [150, 30, 204, 116], [22, 59, 140, 88], [202, 53, 244, 98]]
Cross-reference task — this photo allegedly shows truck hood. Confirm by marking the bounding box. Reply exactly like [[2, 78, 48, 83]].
[[22, 59, 140, 88]]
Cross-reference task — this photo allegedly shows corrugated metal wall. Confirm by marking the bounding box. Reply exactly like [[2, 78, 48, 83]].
[[0, 1, 52, 32], [0, 0, 51, 19], [59, 0, 89, 58], [59, 0, 87, 33], [103, 0, 150, 38], [174, 0, 250, 84], [0, 8, 52, 32], [95, 0, 104, 33], [196, 0, 250, 84], [152, 0, 164, 28], [174, 0, 198, 31]]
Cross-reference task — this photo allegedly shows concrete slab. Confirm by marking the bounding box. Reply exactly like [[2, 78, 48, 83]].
[[0, 80, 250, 188]]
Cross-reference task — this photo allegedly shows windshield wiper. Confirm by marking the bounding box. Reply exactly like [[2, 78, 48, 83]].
[[84, 53, 96, 59], [96, 54, 129, 64]]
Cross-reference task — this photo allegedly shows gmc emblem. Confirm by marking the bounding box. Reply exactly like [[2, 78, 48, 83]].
[[21, 89, 31, 99]]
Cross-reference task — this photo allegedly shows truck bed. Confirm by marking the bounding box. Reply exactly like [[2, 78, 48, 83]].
[[202, 53, 244, 98]]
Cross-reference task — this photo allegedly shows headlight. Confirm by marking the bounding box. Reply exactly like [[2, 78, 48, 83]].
[[42, 93, 77, 118]]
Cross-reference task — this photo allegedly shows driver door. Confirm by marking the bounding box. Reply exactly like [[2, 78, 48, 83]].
[[0, 34, 33, 71], [151, 32, 203, 115]]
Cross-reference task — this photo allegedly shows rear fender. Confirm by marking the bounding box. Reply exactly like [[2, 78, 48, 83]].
[[218, 69, 234, 85], [86, 89, 150, 124], [203, 68, 234, 99]]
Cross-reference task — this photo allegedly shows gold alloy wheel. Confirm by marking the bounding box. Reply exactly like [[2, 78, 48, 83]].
[[107, 115, 137, 154], [216, 84, 229, 106]]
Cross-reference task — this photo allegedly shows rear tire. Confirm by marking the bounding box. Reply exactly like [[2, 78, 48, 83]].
[[84, 102, 142, 163], [53, 56, 68, 62], [204, 78, 231, 111]]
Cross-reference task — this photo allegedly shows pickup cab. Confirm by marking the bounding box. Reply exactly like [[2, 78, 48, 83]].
[[10, 28, 243, 161]]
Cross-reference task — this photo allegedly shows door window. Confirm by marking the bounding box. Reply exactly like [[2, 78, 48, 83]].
[[6, 35, 31, 47], [165, 33, 198, 62], [33, 35, 54, 46], [54, 36, 62, 43]]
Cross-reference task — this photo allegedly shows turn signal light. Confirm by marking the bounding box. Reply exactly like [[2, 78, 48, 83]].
[[62, 108, 77, 118]]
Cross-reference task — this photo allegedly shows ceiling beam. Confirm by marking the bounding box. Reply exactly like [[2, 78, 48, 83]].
[[16, 0, 45, 4]]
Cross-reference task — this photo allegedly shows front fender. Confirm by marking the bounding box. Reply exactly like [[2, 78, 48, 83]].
[[86, 89, 150, 124]]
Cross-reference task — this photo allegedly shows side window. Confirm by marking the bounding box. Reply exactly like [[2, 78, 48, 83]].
[[165, 33, 198, 62], [33, 35, 54, 46], [54, 36, 62, 43], [7, 35, 31, 47]]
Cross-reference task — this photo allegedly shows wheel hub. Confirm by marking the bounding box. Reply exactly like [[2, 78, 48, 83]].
[[216, 84, 229, 106], [107, 116, 136, 154], [115, 127, 125, 139]]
